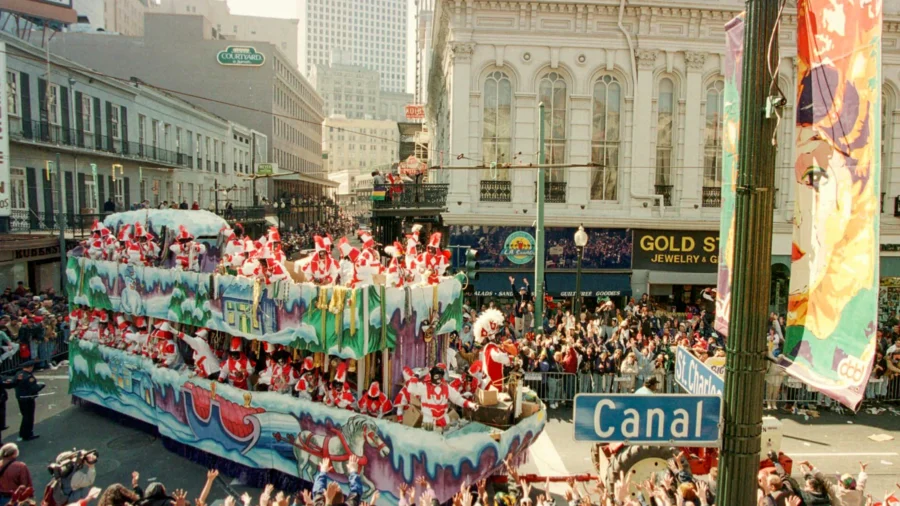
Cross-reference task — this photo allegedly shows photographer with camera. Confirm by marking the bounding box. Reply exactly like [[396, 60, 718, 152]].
[[43, 450, 97, 506]]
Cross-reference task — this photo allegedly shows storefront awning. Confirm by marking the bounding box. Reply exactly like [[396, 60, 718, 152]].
[[545, 273, 632, 297], [648, 271, 717, 286], [473, 272, 534, 297]]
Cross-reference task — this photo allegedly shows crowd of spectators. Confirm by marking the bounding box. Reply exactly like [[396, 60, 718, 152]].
[[0, 283, 68, 371]]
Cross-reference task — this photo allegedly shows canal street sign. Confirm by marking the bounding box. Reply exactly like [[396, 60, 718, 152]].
[[217, 46, 266, 67], [674, 346, 724, 396], [573, 394, 722, 446]]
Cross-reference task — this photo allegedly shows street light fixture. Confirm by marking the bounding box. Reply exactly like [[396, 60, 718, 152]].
[[573, 225, 588, 318]]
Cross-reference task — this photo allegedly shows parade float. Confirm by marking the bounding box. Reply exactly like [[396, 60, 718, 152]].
[[66, 210, 546, 504]]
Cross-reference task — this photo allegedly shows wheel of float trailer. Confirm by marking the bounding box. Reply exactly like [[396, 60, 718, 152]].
[[605, 446, 676, 499]]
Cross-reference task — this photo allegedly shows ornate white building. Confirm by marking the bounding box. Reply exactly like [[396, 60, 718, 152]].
[[424, 0, 900, 309]]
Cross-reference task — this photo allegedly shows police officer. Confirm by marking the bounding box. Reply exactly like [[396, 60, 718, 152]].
[[3, 361, 44, 441]]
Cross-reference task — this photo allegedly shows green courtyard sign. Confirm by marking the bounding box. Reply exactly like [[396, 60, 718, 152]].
[[217, 46, 265, 67]]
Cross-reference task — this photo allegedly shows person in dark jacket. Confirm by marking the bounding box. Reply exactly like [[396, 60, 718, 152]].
[[179, 201, 189, 210], [103, 198, 116, 213], [2, 362, 44, 440]]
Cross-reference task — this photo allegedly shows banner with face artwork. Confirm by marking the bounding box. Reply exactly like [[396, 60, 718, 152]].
[[782, 0, 882, 410], [713, 14, 745, 337]]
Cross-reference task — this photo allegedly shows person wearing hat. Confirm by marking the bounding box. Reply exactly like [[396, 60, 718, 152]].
[[406, 364, 477, 432], [218, 337, 255, 389], [357, 381, 392, 418], [178, 328, 219, 380], [2, 361, 44, 440], [324, 362, 356, 410], [509, 276, 531, 339], [169, 225, 207, 272], [294, 357, 322, 401]]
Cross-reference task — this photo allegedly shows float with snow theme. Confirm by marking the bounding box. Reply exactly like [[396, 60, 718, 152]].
[[67, 210, 546, 504]]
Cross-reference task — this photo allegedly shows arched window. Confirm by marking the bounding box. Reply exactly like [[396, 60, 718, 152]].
[[590, 74, 621, 201], [703, 79, 725, 207], [482, 71, 512, 181], [538, 72, 567, 182], [655, 78, 675, 204]]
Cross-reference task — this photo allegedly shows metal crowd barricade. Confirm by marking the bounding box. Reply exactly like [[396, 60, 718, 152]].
[[0, 332, 69, 375]]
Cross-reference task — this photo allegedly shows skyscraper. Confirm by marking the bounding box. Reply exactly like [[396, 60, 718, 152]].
[[300, 0, 407, 93]]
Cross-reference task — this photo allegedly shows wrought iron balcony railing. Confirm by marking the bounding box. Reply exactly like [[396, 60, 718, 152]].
[[702, 186, 721, 208], [358, 183, 449, 211], [534, 181, 567, 203], [654, 184, 673, 207], [480, 180, 512, 202]]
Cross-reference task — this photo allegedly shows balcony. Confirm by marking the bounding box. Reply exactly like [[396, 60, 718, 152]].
[[357, 183, 448, 215], [654, 185, 673, 206], [702, 186, 721, 208], [10, 209, 117, 236], [480, 180, 512, 202], [12, 120, 189, 168], [534, 181, 567, 203]]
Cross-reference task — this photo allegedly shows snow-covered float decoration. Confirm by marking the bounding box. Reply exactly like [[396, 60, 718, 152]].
[[67, 210, 546, 504]]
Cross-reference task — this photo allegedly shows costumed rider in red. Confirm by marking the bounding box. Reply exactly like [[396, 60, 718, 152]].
[[153, 321, 183, 369], [259, 347, 299, 393], [219, 337, 256, 389], [407, 364, 477, 432], [324, 362, 356, 410], [417, 232, 450, 285], [298, 236, 339, 285], [336, 237, 360, 287], [354, 230, 382, 286], [123, 317, 149, 355], [393, 366, 419, 423], [294, 357, 322, 400], [474, 308, 510, 390], [134, 222, 160, 266], [83, 220, 110, 260], [113, 226, 132, 263], [178, 328, 221, 379], [357, 382, 392, 419], [405, 225, 424, 284], [170, 225, 207, 271], [384, 241, 409, 288], [257, 244, 290, 284], [221, 223, 255, 273]]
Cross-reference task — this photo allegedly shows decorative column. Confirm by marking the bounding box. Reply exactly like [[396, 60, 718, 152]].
[[447, 42, 476, 209], [681, 51, 707, 211], [631, 49, 658, 206]]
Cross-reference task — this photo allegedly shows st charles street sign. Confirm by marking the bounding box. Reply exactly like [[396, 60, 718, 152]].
[[217, 46, 266, 67]]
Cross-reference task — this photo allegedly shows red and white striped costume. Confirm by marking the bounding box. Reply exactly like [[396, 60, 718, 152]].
[[473, 309, 509, 390], [294, 358, 322, 400], [384, 241, 407, 288], [169, 226, 207, 271], [218, 337, 255, 389], [299, 236, 339, 285], [337, 237, 360, 287], [357, 382, 393, 419], [124, 318, 149, 355], [221, 225, 255, 269], [114, 226, 132, 263], [353, 230, 382, 286], [323, 362, 356, 410], [407, 368, 475, 429], [393, 367, 419, 422], [260, 362, 300, 393], [134, 223, 160, 265], [152, 321, 182, 369], [179, 328, 221, 378]]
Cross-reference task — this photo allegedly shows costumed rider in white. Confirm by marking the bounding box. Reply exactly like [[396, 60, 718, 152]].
[[178, 328, 221, 379], [474, 309, 510, 391], [407, 364, 478, 432]]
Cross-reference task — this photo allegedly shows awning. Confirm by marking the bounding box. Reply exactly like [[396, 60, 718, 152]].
[[648, 271, 717, 285], [545, 273, 632, 297], [881, 256, 900, 277], [473, 272, 534, 297]]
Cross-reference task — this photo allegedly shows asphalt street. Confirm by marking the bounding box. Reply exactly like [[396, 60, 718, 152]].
[[3, 367, 899, 503]]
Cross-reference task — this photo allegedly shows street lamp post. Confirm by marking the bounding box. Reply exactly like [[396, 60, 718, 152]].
[[573, 225, 588, 318]]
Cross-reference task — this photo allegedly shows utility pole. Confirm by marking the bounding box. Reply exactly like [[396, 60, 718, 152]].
[[718, 2, 780, 506], [533, 102, 546, 336], [251, 132, 258, 206], [56, 153, 65, 294]]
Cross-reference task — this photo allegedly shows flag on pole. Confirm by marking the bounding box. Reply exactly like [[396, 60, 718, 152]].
[[781, 0, 882, 410]]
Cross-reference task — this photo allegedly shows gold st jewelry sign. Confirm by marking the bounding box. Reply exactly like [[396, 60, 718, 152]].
[[633, 230, 719, 272]]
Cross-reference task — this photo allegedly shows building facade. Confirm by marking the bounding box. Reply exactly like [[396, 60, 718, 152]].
[[426, 0, 900, 314], [300, 0, 407, 93], [155, 0, 300, 67], [379, 90, 414, 123], [0, 33, 261, 291], [52, 13, 333, 200], [323, 117, 399, 180]]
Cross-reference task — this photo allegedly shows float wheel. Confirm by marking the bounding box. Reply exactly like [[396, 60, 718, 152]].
[[605, 446, 675, 499]]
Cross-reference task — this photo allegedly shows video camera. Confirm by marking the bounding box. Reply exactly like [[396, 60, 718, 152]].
[[47, 449, 98, 480]]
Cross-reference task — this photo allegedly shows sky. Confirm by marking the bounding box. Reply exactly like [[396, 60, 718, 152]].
[[226, 0, 417, 95]]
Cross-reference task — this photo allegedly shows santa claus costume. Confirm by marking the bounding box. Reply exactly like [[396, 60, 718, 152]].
[[179, 328, 221, 379], [152, 321, 183, 369], [298, 236, 339, 285], [416, 232, 450, 285], [384, 241, 408, 288], [123, 317, 149, 356], [324, 362, 356, 410], [407, 364, 477, 431], [357, 381, 393, 419], [393, 366, 419, 423], [83, 220, 109, 260], [257, 245, 290, 285], [354, 230, 382, 286], [114, 226, 132, 263], [474, 309, 509, 390], [259, 349, 299, 393], [264, 227, 288, 264], [169, 225, 207, 271], [294, 357, 322, 400], [336, 237, 360, 287], [218, 337, 256, 389]]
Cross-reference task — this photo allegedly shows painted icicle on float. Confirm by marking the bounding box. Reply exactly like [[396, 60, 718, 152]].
[[67, 210, 546, 504]]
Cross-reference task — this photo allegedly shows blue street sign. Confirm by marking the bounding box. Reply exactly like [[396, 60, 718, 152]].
[[573, 394, 722, 446], [674, 346, 725, 396]]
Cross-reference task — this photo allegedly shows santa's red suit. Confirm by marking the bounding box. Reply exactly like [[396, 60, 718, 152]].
[[179, 328, 221, 378], [299, 236, 339, 285], [218, 337, 256, 389], [407, 365, 476, 429], [337, 237, 360, 287], [323, 363, 356, 410], [357, 382, 393, 418], [294, 358, 322, 400], [460, 360, 487, 397], [169, 226, 207, 271], [123, 241, 145, 265], [384, 241, 408, 288], [393, 366, 419, 422]]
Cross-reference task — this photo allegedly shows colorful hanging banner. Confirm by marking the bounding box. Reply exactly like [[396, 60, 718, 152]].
[[782, 0, 882, 410], [713, 14, 745, 337]]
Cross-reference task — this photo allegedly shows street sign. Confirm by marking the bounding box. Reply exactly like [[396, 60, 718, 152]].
[[256, 163, 277, 176], [405, 104, 425, 120], [217, 46, 266, 67], [674, 346, 724, 396], [573, 394, 722, 446]]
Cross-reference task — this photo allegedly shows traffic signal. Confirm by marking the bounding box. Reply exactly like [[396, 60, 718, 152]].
[[465, 248, 479, 280]]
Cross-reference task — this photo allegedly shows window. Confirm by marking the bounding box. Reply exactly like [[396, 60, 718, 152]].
[[655, 78, 675, 188], [83, 175, 98, 210], [588, 75, 622, 201], [196, 133, 202, 168], [82, 95, 93, 133], [110, 105, 120, 139], [164, 124, 171, 150], [48, 84, 61, 125], [538, 72, 567, 181], [10, 169, 26, 210], [176, 127, 182, 153], [151, 119, 159, 149], [114, 178, 124, 206], [7, 71, 18, 116], [482, 71, 512, 181], [703, 79, 725, 188], [138, 114, 146, 144], [214, 139, 219, 172], [206, 137, 211, 170]]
